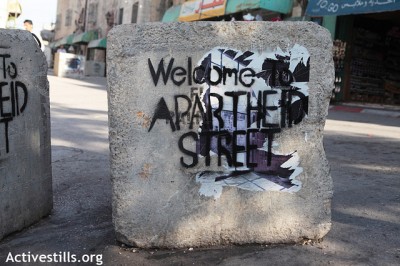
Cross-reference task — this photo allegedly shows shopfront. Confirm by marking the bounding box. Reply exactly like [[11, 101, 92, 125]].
[[162, 0, 294, 22], [86, 38, 107, 77], [307, 0, 400, 105]]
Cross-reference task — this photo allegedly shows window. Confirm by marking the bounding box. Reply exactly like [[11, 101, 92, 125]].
[[88, 3, 98, 24], [55, 14, 61, 30], [131, 3, 138, 23], [118, 8, 123, 24], [65, 9, 72, 26]]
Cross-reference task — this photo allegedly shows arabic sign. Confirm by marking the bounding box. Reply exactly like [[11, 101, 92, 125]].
[[179, 0, 227, 21], [306, 0, 400, 16], [226, 0, 294, 15]]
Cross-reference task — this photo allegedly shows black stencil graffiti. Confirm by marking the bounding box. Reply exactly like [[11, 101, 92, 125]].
[[147, 47, 310, 189], [148, 56, 257, 88], [0, 54, 28, 155]]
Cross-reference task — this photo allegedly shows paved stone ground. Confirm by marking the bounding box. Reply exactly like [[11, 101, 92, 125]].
[[0, 73, 399, 265]]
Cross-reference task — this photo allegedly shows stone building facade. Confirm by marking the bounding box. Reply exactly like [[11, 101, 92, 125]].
[[53, 0, 172, 71], [53, 0, 306, 75], [54, 0, 172, 40]]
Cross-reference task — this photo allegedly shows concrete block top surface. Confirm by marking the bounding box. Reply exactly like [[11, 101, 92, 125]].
[[107, 22, 334, 248], [0, 29, 51, 240]]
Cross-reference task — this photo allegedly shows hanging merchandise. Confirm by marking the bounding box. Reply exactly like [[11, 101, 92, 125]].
[[332, 40, 346, 101], [349, 19, 389, 103]]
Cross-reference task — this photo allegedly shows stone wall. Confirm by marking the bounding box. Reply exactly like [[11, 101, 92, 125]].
[[107, 21, 334, 248], [0, 30, 52, 240]]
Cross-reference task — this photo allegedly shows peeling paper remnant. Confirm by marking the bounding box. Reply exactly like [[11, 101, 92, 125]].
[[191, 45, 310, 198]]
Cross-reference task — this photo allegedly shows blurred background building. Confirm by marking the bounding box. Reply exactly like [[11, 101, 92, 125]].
[[50, 0, 304, 77]]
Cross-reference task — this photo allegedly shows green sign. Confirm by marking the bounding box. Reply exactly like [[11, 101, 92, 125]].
[[226, 0, 294, 14]]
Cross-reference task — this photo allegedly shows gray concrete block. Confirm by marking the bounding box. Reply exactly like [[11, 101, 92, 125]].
[[107, 22, 334, 248], [0, 30, 52, 240]]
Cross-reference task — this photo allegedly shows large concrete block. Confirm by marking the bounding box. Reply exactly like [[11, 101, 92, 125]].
[[0, 30, 52, 240], [107, 22, 334, 248]]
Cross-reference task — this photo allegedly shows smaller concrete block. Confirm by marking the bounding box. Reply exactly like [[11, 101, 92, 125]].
[[54, 52, 85, 78], [107, 22, 334, 248], [0, 30, 52, 240]]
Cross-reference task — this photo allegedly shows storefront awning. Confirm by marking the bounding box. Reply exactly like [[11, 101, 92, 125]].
[[162, 4, 182, 22], [57, 34, 75, 46], [72, 31, 98, 44], [226, 0, 294, 15], [88, 38, 107, 49], [306, 0, 400, 16], [162, 0, 293, 22]]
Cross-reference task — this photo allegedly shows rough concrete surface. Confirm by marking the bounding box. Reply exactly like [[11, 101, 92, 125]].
[[0, 73, 398, 265], [0, 29, 52, 240], [107, 22, 334, 248]]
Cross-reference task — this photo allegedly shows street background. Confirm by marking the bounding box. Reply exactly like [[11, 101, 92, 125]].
[[0, 72, 399, 265]]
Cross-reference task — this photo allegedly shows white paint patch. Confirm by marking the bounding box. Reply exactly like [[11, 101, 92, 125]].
[[288, 44, 310, 73]]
